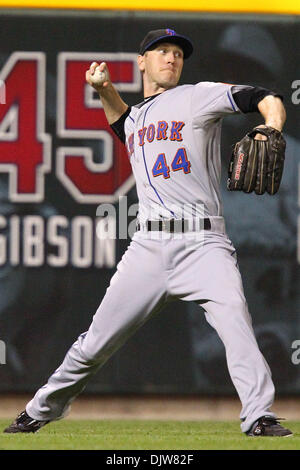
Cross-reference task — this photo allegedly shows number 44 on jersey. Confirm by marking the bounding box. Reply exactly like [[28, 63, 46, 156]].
[[152, 148, 191, 179]]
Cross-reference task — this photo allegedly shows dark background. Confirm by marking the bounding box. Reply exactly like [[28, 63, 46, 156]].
[[0, 9, 299, 395]]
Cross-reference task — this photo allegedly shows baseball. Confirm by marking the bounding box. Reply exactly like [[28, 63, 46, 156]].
[[90, 66, 108, 85]]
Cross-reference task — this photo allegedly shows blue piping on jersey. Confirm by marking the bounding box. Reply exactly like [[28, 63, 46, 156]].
[[229, 241, 238, 266], [141, 101, 176, 218], [227, 90, 237, 111], [129, 115, 135, 123]]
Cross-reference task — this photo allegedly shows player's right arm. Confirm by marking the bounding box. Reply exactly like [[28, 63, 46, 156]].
[[86, 61, 129, 124]]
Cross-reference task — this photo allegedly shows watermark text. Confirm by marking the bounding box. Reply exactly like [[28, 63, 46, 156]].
[[0, 340, 6, 365], [0, 79, 5, 104], [291, 80, 300, 105], [291, 339, 300, 365], [95, 197, 207, 247]]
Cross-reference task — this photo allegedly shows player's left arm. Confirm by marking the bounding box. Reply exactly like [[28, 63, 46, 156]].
[[232, 86, 286, 140], [257, 94, 286, 132]]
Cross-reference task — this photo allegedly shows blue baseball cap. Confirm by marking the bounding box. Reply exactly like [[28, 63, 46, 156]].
[[139, 28, 194, 59]]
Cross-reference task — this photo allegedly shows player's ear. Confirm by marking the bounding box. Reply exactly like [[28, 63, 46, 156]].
[[137, 54, 145, 72]]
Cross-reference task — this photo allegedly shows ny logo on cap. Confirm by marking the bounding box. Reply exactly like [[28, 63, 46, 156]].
[[165, 29, 176, 36]]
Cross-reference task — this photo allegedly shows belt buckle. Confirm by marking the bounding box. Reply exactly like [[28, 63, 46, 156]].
[[164, 219, 187, 233], [161, 219, 176, 232], [161, 219, 169, 232]]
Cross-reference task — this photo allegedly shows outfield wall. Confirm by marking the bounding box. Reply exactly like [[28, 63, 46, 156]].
[[0, 9, 300, 396]]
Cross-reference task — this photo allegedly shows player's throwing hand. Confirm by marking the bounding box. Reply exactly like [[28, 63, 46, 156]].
[[86, 61, 110, 91]]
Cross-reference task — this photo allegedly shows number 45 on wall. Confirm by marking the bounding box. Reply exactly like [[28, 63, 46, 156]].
[[0, 51, 141, 203]]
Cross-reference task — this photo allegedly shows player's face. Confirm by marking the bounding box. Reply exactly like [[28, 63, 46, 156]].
[[138, 42, 184, 95]]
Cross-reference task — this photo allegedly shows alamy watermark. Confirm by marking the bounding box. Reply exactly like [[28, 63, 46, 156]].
[[0, 340, 6, 364], [95, 197, 207, 247], [291, 340, 300, 365], [291, 80, 300, 105], [0, 79, 5, 104]]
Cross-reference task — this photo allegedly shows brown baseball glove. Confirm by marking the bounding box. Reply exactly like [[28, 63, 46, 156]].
[[227, 126, 286, 195]]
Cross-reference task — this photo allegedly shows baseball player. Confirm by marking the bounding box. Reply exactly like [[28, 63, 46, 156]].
[[4, 29, 292, 437]]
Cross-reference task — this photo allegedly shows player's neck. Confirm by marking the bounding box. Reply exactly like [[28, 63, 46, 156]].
[[143, 83, 175, 99]]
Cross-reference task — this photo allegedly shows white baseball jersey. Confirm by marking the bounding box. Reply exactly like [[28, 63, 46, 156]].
[[125, 82, 246, 222]]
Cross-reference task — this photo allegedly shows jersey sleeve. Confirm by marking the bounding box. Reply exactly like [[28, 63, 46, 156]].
[[110, 107, 131, 143], [232, 86, 283, 113], [191, 82, 247, 125]]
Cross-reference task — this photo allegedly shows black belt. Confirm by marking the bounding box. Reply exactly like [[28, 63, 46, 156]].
[[136, 218, 211, 233]]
